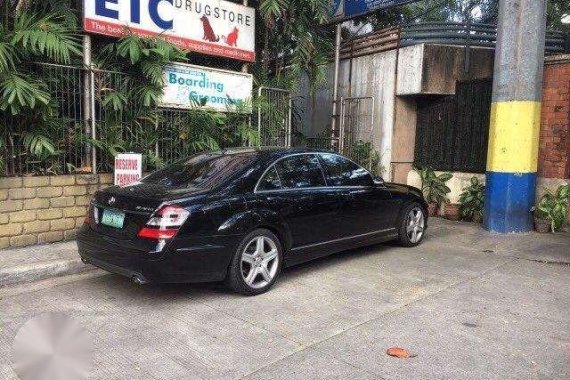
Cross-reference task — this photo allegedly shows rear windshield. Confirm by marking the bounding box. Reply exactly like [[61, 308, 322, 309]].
[[142, 152, 256, 188]]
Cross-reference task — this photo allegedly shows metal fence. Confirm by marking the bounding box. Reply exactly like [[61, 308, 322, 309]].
[[400, 22, 569, 53], [1, 63, 267, 177], [340, 23, 569, 59], [257, 87, 292, 147], [339, 96, 380, 174], [1, 63, 88, 176]]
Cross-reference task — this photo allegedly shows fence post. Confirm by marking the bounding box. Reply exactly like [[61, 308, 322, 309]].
[[82, 35, 93, 171], [155, 116, 160, 158], [90, 65, 97, 174]]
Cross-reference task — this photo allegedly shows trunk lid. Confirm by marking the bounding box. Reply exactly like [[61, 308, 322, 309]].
[[90, 183, 209, 240]]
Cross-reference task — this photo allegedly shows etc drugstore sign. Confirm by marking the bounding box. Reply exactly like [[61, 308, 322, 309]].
[[160, 63, 253, 113], [83, 0, 256, 62], [114, 153, 142, 187]]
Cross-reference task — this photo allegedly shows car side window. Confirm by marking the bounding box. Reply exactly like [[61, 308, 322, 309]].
[[319, 153, 374, 187], [257, 166, 282, 191], [273, 154, 326, 189]]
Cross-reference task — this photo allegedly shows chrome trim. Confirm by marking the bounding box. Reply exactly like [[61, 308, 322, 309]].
[[290, 228, 397, 251], [253, 151, 381, 194], [256, 185, 373, 194]]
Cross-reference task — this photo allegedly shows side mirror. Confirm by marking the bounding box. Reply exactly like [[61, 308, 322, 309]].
[[373, 176, 385, 186]]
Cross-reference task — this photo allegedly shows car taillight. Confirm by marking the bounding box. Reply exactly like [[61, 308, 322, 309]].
[[85, 204, 98, 225], [137, 205, 190, 241], [85, 204, 93, 224]]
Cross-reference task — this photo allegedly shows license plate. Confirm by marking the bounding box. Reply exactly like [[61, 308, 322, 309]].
[[101, 209, 125, 229]]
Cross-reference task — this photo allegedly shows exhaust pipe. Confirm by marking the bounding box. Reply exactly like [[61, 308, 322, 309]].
[[132, 275, 146, 285]]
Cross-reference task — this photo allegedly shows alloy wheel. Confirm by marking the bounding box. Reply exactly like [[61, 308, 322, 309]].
[[240, 236, 279, 289], [407, 207, 425, 244]]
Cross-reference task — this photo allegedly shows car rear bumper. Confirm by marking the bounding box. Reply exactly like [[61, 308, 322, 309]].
[[77, 225, 240, 284]]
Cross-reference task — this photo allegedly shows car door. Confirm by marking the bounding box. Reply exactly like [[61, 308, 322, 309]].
[[318, 153, 398, 238], [255, 154, 340, 251]]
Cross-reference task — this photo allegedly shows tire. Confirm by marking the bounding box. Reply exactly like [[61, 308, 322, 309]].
[[397, 203, 427, 247], [225, 229, 283, 295]]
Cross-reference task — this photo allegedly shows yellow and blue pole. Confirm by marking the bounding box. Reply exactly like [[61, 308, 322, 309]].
[[484, 0, 547, 233]]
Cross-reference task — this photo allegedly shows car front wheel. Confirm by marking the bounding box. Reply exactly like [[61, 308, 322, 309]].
[[397, 203, 426, 247], [225, 229, 283, 295]]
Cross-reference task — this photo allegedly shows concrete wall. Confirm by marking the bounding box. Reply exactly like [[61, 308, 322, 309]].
[[296, 50, 398, 178], [392, 44, 495, 183], [407, 170, 486, 204], [397, 44, 495, 96], [0, 174, 113, 249], [295, 44, 495, 182]]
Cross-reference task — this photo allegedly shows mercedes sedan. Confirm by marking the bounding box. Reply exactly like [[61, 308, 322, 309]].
[[78, 148, 428, 295]]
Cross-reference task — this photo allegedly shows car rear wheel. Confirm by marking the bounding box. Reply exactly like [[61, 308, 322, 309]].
[[225, 229, 283, 295], [397, 203, 426, 247]]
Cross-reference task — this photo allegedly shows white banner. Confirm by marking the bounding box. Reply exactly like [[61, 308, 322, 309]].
[[159, 63, 253, 113], [83, 0, 256, 62], [114, 153, 143, 187]]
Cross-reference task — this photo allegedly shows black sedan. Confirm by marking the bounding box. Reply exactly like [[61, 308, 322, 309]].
[[78, 148, 428, 295]]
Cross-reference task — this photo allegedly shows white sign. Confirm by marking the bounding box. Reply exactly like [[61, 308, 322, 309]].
[[159, 63, 253, 113], [114, 153, 143, 187], [83, 0, 256, 62]]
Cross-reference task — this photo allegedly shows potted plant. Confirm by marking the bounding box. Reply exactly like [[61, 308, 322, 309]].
[[416, 167, 452, 217], [459, 177, 485, 223], [533, 185, 570, 233]]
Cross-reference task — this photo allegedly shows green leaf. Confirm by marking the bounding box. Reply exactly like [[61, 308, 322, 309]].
[[12, 13, 81, 64], [0, 72, 50, 114]]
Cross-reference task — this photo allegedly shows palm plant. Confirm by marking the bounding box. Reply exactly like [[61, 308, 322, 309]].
[[0, 0, 82, 174], [254, 0, 333, 94], [459, 177, 485, 222], [416, 166, 452, 211], [534, 185, 570, 233]]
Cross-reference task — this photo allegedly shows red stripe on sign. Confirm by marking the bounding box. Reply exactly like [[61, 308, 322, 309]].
[[84, 19, 256, 62]]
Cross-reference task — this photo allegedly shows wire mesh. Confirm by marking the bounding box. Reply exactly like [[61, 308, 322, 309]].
[[1, 63, 87, 176], [257, 87, 292, 147], [340, 97, 380, 174], [1, 63, 257, 176]]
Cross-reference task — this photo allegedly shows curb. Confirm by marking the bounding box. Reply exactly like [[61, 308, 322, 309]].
[[0, 259, 96, 287]]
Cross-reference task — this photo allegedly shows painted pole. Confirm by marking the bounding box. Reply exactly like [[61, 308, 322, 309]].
[[484, 0, 547, 233]]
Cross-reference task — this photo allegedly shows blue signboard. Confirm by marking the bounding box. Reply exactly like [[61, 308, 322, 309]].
[[332, 0, 421, 20]]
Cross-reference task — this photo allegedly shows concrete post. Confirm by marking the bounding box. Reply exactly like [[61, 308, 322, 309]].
[[484, 0, 547, 233]]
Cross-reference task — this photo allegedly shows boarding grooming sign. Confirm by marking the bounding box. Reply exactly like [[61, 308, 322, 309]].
[[114, 153, 142, 187], [83, 0, 256, 62], [160, 63, 253, 113]]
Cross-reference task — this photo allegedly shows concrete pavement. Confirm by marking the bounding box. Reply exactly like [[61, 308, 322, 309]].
[[1, 219, 569, 379], [0, 241, 93, 287]]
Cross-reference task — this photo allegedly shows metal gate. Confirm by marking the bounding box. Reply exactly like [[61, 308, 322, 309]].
[[257, 87, 292, 147], [339, 96, 379, 173]]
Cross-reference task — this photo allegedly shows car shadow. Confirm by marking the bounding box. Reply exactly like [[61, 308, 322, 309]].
[[86, 241, 400, 299], [282, 241, 396, 279]]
